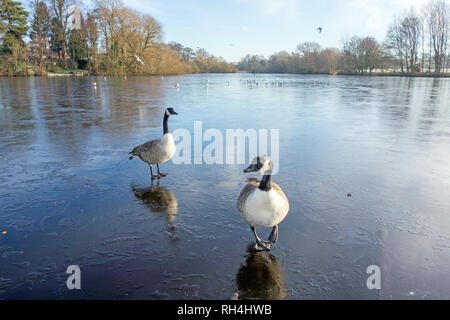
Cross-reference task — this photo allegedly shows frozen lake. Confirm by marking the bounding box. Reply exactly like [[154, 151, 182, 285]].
[[0, 74, 450, 299]]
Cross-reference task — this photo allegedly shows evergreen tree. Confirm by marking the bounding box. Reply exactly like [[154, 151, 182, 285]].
[[30, 0, 51, 67], [0, 0, 28, 74], [0, 0, 29, 53]]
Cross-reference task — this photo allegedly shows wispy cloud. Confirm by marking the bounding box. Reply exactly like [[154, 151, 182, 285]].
[[349, 0, 428, 31], [390, 0, 429, 9], [350, 0, 382, 30], [236, 0, 301, 19], [123, 0, 161, 14]]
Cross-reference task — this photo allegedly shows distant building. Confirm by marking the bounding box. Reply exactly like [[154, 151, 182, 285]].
[[68, 5, 81, 30], [26, 39, 58, 62]]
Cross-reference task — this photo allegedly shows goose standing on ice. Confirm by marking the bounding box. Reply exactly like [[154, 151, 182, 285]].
[[129, 108, 178, 179], [237, 156, 289, 251]]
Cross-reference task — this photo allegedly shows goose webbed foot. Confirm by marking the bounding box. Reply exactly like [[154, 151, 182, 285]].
[[251, 226, 271, 251], [149, 165, 161, 180], [268, 225, 278, 243], [156, 164, 168, 177], [254, 242, 271, 251]]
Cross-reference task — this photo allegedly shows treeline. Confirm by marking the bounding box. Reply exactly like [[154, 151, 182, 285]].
[[0, 0, 236, 76], [237, 0, 449, 75]]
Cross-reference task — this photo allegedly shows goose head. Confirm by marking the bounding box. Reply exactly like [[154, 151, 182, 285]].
[[243, 155, 273, 174], [165, 107, 178, 116]]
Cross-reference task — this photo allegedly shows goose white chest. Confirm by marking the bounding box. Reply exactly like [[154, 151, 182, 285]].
[[240, 188, 289, 228], [159, 133, 176, 163]]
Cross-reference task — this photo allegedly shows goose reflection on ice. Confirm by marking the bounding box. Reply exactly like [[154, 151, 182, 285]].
[[131, 181, 178, 223], [235, 246, 286, 300]]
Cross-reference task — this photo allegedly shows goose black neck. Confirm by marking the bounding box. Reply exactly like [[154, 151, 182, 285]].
[[163, 113, 170, 134], [258, 172, 272, 191]]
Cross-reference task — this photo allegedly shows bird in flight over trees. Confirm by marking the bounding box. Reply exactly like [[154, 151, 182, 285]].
[[317, 27, 322, 33], [135, 54, 145, 65]]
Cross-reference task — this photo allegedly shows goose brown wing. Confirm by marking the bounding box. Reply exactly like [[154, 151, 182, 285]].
[[237, 180, 259, 212], [270, 181, 289, 209], [130, 139, 161, 157]]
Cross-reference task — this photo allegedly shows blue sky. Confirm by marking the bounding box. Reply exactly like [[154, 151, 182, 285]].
[[123, 0, 429, 62], [21, 0, 430, 62]]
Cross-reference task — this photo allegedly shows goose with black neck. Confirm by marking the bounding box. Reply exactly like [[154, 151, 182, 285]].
[[237, 155, 290, 251], [129, 107, 178, 179]]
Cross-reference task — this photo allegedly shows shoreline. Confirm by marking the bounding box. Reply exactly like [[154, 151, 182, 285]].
[[335, 72, 450, 78], [241, 71, 450, 78], [1, 71, 449, 78]]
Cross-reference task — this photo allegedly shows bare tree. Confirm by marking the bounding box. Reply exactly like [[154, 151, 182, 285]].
[[296, 42, 321, 72], [385, 19, 406, 72], [317, 48, 340, 73], [93, 0, 162, 74], [385, 8, 422, 73], [47, 0, 74, 68], [424, 0, 449, 73], [402, 8, 422, 72], [342, 36, 384, 74], [30, 0, 52, 68], [85, 12, 98, 72]]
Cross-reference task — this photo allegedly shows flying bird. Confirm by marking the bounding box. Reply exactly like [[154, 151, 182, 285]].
[[135, 54, 144, 65], [317, 27, 322, 34]]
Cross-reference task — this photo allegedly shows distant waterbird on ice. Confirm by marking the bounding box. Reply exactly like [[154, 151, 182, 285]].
[[129, 108, 178, 180]]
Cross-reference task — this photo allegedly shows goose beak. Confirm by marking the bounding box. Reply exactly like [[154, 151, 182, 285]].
[[243, 164, 255, 173], [172, 110, 178, 115]]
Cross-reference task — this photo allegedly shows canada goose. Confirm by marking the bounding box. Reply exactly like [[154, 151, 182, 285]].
[[237, 156, 289, 251], [129, 107, 178, 179]]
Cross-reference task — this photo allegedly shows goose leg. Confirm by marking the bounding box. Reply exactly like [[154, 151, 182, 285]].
[[251, 226, 271, 251], [157, 164, 167, 177], [149, 164, 160, 180], [268, 225, 278, 243]]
